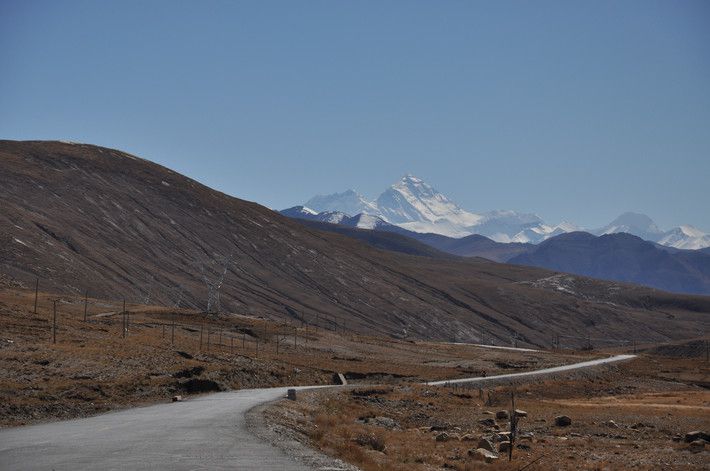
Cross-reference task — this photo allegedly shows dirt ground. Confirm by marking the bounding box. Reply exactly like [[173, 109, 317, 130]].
[[0, 287, 588, 427], [264, 354, 710, 470]]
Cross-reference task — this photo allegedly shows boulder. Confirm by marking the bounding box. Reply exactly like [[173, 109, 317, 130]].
[[469, 448, 499, 463], [478, 418, 497, 427], [171, 395, 183, 402], [684, 431, 710, 443], [688, 440, 706, 453], [287, 389, 297, 400], [514, 409, 528, 418], [372, 416, 399, 429], [496, 410, 510, 420], [477, 437, 496, 453], [499, 441, 511, 453], [435, 432, 450, 442], [555, 415, 572, 427]]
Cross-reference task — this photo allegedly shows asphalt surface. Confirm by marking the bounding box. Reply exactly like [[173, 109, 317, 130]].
[[427, 354, 636, 385], [0, 354, 635, 470], [0, 386, 323, 471]]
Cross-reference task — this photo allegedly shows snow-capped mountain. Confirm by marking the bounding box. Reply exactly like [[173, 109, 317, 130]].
[[298, 175, 566, 241], [293, 177, 710, 249], [657, 225, 710, 250], [375, 175, 482, 229], [305, 190, 378, 217], [592, 212, 710, 250], [594, 212, 663, 242], [280, 206, 392, 231]]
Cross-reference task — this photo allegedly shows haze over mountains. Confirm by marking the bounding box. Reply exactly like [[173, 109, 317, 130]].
[[298, 175, 710, 250], [3, 140, 709, 348]]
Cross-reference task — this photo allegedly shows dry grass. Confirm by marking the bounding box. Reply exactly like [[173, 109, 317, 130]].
[[269, 354, 710, 470], [0, 286, 590, 427]]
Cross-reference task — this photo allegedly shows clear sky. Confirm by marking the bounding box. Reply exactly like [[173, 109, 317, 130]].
[[2, 0, 709, 230]]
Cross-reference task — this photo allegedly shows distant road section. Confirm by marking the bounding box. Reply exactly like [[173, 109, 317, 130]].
[[448, 342, 542, 352], [0, 355, 635, 470], [427, 354, 636, 386]]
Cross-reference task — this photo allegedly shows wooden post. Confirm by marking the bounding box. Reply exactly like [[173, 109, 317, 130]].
[[83, 290, 88, 321], [509, 390, 517, 462], [52, 300, 57, 344], [34, 278, 39, 315]]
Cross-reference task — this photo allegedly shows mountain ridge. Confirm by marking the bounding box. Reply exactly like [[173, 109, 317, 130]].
[[299, 179, 710, 249], [3, 140, 709, 347]]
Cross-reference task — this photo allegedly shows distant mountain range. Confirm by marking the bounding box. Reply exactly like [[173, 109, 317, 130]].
[[509, 232, 710, 295], [281, 207, 710, 296], [296, 175, 710, 249]]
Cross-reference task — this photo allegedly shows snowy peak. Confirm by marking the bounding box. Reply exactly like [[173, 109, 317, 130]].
[[593, 212, 710, 249], [597, 212, 662, 240], [376, 175, 482, 228], [657, 225, 710, 250], [297, 181, 710, 249], [305, 189, 378, 216]]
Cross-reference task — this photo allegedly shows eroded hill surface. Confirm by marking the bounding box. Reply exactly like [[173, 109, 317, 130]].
[[1, 140, 708, 346]]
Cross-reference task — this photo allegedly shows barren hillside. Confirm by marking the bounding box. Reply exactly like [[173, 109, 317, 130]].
[[1, 140, 708, 346]]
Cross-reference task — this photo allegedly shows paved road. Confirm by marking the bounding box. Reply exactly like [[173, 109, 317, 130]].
[[0, 355, 635, 470], [427, 354, 636, 385], [448, 342, 542, 352], [0, 386, 324, 471]]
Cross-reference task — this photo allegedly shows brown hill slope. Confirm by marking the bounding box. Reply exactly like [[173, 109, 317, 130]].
[[1, 140, 708, 347]]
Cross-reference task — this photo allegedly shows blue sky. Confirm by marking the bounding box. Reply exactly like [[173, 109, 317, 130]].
[[2, 0, 709, 230]]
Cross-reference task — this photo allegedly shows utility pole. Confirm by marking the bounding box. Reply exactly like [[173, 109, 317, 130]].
[[83, 290, 88, 322], [52, 300, 57, 344], [34, 278, 39, 315]]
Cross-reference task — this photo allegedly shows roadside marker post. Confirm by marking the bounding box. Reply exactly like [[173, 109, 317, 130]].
[[52, 300, 57, 344], [34, 278, 39, 315]]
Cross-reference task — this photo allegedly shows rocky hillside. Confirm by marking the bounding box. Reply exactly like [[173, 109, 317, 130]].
[[1, 140, 709, 347]]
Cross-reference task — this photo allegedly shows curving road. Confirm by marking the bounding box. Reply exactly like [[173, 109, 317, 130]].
[[0, 355, 635, 470], [427, 354, 636, 386]]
